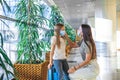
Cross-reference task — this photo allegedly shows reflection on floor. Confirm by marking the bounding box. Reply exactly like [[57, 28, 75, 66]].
[[97, 55, 120, 80]]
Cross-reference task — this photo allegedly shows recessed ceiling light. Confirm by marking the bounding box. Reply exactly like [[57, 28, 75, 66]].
[[77, 10, 81, 12], [76, 4, 81, 7]]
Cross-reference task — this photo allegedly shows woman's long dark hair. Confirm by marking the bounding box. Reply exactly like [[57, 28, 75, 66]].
[[81, 24, 96, 59]]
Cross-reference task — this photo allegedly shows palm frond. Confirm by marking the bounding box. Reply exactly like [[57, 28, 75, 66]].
[[0, 0, 11, 14], [0, 33, 15, 80], [0, 74, 4, 80], [15, 0, 49, 64]]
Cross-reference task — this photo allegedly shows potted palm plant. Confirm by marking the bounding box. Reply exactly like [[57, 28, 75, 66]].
[[13, 0, 76, 79], [14, 0, 50, 80]]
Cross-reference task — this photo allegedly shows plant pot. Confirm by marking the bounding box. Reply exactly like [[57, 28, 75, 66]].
[[14, 61, 49, 80], [45, 52, 50, 61]]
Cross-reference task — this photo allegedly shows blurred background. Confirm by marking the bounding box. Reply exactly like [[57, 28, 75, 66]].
[[0, 0, 120, 80]]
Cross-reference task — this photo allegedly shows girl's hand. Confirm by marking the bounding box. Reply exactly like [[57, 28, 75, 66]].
[[68, 67, 76, 73], [48, 63, 52, 69]]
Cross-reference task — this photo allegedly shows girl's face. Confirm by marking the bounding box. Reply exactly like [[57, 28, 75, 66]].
[[54, 26, 65, 36], [61, 26, 65, 31], [60, 26, 66, 36]]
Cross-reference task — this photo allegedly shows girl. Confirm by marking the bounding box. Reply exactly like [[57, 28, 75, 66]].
[[48, 23, 72, 80]]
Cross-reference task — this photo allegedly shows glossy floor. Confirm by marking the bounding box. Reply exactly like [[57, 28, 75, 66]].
[[96, 53, 120, 80]]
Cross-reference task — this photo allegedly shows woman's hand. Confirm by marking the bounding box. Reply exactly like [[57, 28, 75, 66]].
[[72, 42, 79, 48], [68, 67, 76, 73], [48, 63, 52, 69], [64, 33, 68, 37], [64, 34, 78, 48]]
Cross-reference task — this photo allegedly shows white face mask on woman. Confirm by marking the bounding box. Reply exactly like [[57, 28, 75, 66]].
[[77, 30, 80, 36], [60, 30, 66, 36]]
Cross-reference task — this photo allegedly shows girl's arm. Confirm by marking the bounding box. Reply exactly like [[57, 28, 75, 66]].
[[48, 44, 55, 69], [50, 44, 55, 64], [48, 36, 56, 69]]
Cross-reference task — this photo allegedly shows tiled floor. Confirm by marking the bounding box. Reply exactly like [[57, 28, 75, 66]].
[[96, 55, 120, 80], [1, 52, 120, 80]]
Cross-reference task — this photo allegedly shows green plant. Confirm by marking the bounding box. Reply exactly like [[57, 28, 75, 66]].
[[65, 23, 76, 41], [15, 0, 76, 64], [45, 5, 76, 42], [0, 1, 16, 79], [50, 5, 64, 25], [0, 0, 11, 14], [0, 33, 15, 80], [15, 0, 49, 64]]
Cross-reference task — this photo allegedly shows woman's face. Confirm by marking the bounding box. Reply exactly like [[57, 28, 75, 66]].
[[78, 26, 83, 36], [79, 26, 82, 33]]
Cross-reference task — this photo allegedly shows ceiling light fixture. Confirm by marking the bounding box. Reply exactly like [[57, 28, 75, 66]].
[[76, 4, 81, 7], [77, 10, 81, 12]]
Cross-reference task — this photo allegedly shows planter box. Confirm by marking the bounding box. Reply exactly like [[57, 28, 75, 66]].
[[45, 52, 50, 61], [14, 61, 49, 80]]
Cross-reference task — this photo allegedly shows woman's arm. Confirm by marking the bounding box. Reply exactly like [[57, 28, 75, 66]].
[[75, 53, 92, 69], [64, 34, 78, 48], [68, 53, 92, 73]]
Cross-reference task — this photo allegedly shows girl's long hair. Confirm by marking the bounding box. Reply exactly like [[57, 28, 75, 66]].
[[54, 23, 64, 48], [81, 24, 96, 59]]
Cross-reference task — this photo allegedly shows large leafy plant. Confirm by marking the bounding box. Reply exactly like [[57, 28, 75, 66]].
[[0, 0, 16, 80], [45, 5, 76, 42], [0, 33, 15, 80], [15, 0, 76, 64], [15, 0, 49, 64]]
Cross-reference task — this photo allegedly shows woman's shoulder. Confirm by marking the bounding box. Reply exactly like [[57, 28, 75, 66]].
[[82, 40, 91, 47], [82, 40, 92, 53], [83, 40, 91, 44]]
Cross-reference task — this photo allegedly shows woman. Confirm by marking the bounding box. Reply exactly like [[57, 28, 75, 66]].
[[68, 24, 99, 80], [48, 23, 72, 80]]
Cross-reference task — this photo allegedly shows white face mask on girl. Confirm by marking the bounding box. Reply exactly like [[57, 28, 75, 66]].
[[60, 30, 66, 36]]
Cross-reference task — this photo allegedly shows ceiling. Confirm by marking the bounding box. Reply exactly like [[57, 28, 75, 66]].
[[52, 0, 95, 29], [47, 0, 119, 29]]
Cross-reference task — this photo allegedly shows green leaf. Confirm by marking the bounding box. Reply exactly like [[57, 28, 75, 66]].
[[0, 48, 13, 68], [0, 33, 3, 48], [0, 74, 4, 80]]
